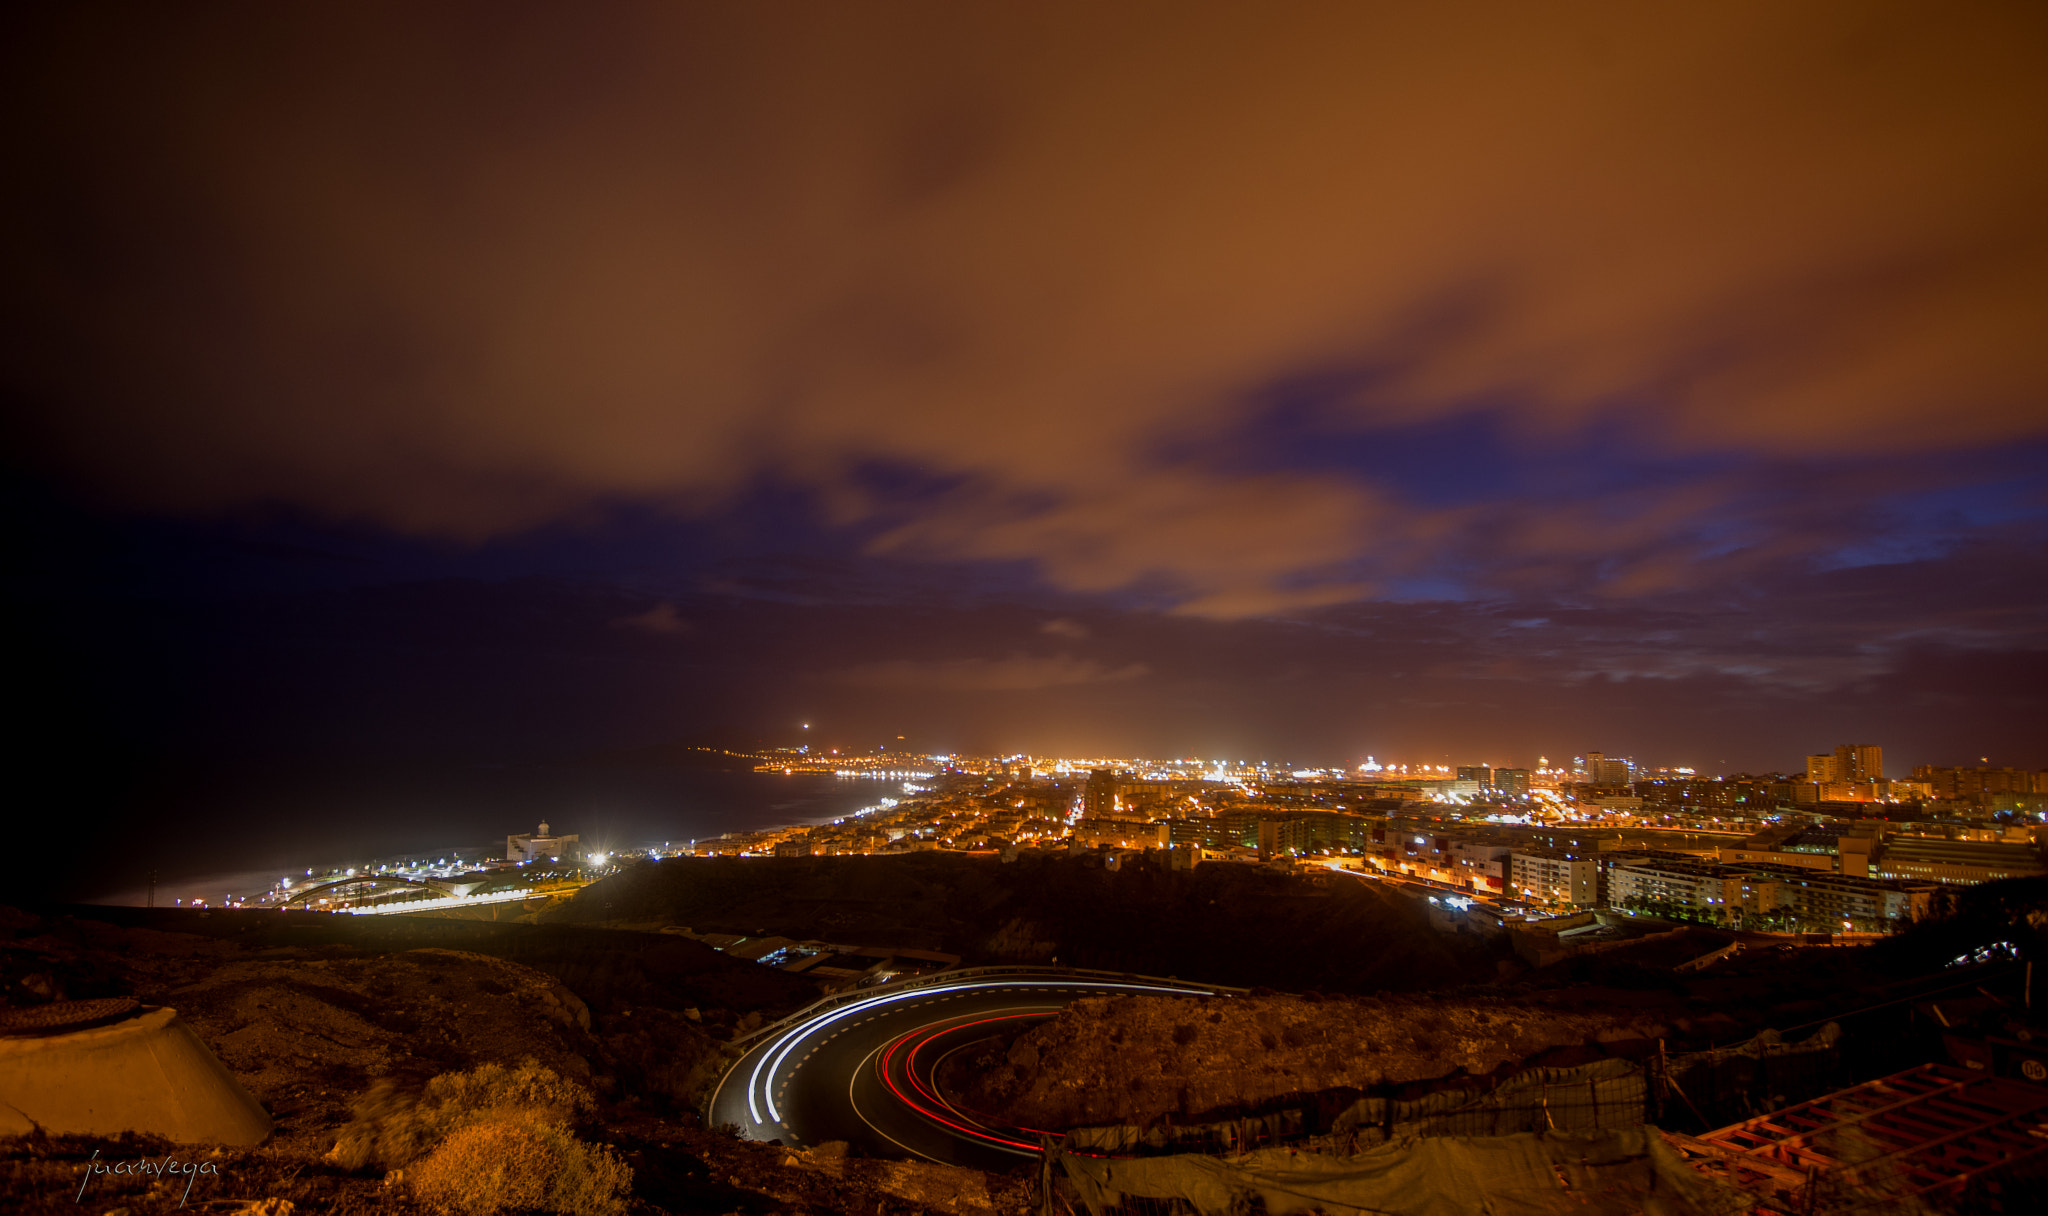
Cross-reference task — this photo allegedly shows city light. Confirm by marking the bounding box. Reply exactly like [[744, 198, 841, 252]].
[[161, 742, 2038, 935]]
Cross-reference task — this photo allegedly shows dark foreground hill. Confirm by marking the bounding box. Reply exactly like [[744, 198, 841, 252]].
[[544, 852, 1496, 993], [0, 904, 1018, 1214], [7, 874, 2042, 1213]]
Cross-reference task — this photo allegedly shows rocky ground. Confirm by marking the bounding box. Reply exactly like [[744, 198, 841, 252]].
[[947, 991, 1683, 1130], [3, 1120, 1032, 1216], [8, 872, 2040, 1213], [0, 906, 1032, 1215], [546, 851, 1497, 993]]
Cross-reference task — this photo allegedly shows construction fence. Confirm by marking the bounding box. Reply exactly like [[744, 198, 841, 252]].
[[1038, 1127, 1754, 1216], [1054, 1022, 1845, 1160], [1659, 1022, 1845, 1131], [1034, 1024, 1858, 1214]]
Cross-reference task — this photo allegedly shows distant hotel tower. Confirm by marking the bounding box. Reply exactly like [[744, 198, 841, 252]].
[[507, 821, 580, 863], [1806, 744, 1883, 783], [1837, 743, 1884, 781], [1581, 752, 1632, 785], [1083, 768, 1119, 817]]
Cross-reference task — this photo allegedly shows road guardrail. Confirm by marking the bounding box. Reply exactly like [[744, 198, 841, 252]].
[[724, 963, 1249, 1053]]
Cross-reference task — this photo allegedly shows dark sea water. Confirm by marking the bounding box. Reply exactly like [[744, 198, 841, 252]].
[[89, 763, 904, 906]]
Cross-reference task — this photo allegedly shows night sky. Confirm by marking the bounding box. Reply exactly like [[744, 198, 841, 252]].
[[5, 5, 2046, 886]]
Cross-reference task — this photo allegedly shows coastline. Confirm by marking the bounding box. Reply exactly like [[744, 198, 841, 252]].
[[81, 768, 908, 906]]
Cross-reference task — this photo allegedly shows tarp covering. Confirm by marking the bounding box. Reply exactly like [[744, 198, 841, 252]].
[[1062, 1057, 1646, 1154], [1664, 1022, 1842, 1125], [1670, 1022, 1840, 1072], [1065, 1107, 1305, 1153], [1052, 1128, 1749, 1216], [1671, 1023, 1835, 1072], [1332, 1057, 1645, 1141]]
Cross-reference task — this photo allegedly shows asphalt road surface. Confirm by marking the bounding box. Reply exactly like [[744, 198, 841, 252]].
[[707, 971, 1222, 1170]]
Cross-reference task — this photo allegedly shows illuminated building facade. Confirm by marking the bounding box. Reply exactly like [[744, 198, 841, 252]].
[[1083, 768, 1119, 817], [1510, 849, 1599, 909], [506, 821, 580, 863], [1834, 743, 1884, 782]]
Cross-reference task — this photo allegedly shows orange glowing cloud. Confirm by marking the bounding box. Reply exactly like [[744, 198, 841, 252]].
[[5, 2, 2044, 612]]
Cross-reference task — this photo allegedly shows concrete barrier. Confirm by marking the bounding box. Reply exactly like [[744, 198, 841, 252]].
[[0, 1006, 271, 1145]]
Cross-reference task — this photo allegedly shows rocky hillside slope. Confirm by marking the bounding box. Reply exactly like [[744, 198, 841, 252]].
[[550, 852, 1497, 992], [951, 991, 1678, 1130], [2, 905, 1030, 1215]]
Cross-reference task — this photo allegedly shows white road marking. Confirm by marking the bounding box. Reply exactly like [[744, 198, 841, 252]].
[[848, 1038, 946, 1164], [728, 975, 1212, 1126]]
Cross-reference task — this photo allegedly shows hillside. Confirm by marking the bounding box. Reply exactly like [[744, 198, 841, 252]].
[[544, 852, 1496, 993]]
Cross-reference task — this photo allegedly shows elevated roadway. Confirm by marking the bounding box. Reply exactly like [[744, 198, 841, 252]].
[[276, 874, 566, 915], [707, 968, 1234, 1170]]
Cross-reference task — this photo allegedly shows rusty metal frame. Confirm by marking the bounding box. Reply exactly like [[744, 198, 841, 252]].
[[1672, 1062, 2048, 1202]]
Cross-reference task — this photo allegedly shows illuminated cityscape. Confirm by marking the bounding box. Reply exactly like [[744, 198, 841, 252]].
[[6, 3, 2046, 1212], [222, 743, 2047, 942], [707, 745, 2048, 933]]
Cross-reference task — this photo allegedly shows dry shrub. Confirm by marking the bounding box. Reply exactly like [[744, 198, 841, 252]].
[[408, 1109, 633, 1216], [409, 1118, 559, 1214], [328, 1059, 598, 1172], [423, 1059, 596, 1124]]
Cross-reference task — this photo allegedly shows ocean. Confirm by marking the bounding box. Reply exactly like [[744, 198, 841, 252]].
[[87, 763, 907, 906]]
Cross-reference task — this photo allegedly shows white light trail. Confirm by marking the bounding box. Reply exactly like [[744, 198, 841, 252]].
[[344, 888, 544, 915], [737, 976, 1207, 1127]]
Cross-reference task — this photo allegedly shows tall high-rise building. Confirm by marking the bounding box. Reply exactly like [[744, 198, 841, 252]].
[[1456, 765, 1493, 788], [1805, 753, 1842, 783], [1083, 768, 1119, 817], [1834, 744, 1883, 782], [1910, 765, 2048, 800], [1583, 752, 1631, 786]]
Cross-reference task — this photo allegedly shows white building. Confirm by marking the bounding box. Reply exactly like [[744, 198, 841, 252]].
[[507, 821, 580, 863], [1607, 858, 1744, 921], [1449, 840, 1512, 891], [1509, 849, 1599, 909]]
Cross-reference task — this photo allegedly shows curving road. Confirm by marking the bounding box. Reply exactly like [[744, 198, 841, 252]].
[[707, 971, 1225, 1170]]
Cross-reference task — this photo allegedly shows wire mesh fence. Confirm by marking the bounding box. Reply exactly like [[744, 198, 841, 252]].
[[1062, 1056, 1651, 1157], [1036, 1126, 1759, 1216], [1057, 1025, 1845, 1160], [1657, 1022, 1846, 1131], [1033, 1024, 1854, 1214]]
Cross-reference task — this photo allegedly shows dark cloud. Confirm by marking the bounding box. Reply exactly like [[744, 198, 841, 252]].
[[19, 476, 2034, 770], [837, 654, 1149, 693], [6, 2, 2045, 614], [611, 602, 691, 636]]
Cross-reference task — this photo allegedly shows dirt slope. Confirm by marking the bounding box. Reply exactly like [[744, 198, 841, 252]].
[[954, 992, 1672, 1129]]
